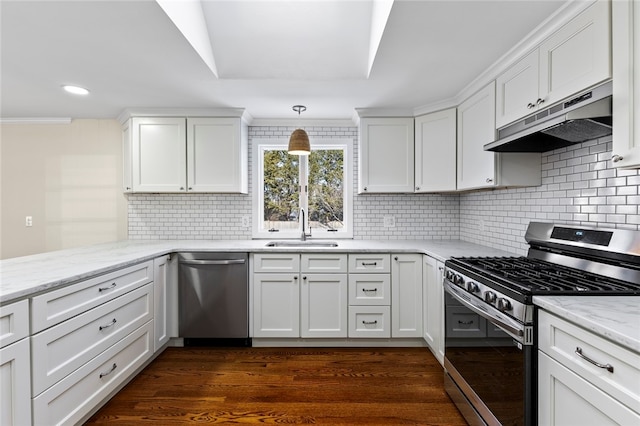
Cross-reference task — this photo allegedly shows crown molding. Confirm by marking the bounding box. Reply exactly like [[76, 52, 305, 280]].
[[0, 117, 73, 124]]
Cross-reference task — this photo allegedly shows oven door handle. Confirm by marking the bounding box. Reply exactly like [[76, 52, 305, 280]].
[[445, 282, 528, 344]]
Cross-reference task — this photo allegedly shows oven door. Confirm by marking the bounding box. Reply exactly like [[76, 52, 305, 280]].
[[443, 281, 534, 426]]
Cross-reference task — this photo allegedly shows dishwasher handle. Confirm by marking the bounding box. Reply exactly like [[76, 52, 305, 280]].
[[181, 259, 246, 266]]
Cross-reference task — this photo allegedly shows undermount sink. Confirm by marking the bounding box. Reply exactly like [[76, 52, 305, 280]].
[[265, 241, 339, 248]]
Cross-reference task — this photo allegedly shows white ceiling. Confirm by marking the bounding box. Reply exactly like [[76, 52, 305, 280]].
[[0, 0, 568, 121]]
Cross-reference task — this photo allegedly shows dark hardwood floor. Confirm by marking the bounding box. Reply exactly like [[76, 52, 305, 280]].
[[85, 346, 466, 425]]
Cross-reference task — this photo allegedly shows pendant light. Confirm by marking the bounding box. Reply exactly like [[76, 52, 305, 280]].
[[288, 105, 310, 155]]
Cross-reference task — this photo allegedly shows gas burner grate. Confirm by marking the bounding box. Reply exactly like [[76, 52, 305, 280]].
[[455, 256, 640, 295]]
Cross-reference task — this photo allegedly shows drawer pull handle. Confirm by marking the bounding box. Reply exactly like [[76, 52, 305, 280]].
[[362, 262, 377, 266], [99, 318, 117, 331], [362, 288, 377, 293], [98, 283, 117, 292], [362, 320, 378, 325], [458, 320, 473, 325], [99, 363, 118, 378], [575, 347, 614, 373]]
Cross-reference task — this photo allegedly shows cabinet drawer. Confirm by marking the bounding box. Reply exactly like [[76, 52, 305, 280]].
[[0, 299, 29, 348], [445, 306, 486, 338], [301, 253, 347, 273], [538, 352, 640, 425], [348, 254, 390, 273], [348, 274, 390, 305], [539, 310, 640, 413], [253, 253, 300, 273], [31, 284, 153, 396], [32, 321, 153, 426], [348, 306, 390, 338], [31, 260, 153, 333]]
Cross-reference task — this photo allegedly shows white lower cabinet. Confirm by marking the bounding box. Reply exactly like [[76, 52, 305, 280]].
[[32, 321, 154, 426], [0, 299, 31, 426], [253, 253, 348, 339], [153, 255, 171, 351], [253, 273, 300, 338], [391, 254, 423, 338], [300, 273, 347, 338], [422, 256, 444, 365], [347, 254, 391, 338], [538, 310, 640, 424], [31, 284, 153, 396]]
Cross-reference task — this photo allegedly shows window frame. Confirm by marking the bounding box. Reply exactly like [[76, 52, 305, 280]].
[[252, 138, 353, 240]]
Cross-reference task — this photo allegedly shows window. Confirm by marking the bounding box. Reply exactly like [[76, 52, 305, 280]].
[[253, 139, 353, 239]]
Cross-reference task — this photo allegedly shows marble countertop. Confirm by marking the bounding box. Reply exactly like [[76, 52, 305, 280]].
[[0, 238, 516, 304], [534, 296, 640, 353]]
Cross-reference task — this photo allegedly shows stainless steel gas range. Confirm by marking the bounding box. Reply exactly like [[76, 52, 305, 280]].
[[443, 222, 640, 426]]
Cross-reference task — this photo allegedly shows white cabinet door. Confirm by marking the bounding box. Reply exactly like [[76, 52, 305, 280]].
[[457, 82, 497, 190], [359, 117, 415, 193], [414, 108, 457, 192], [253, 273, 300, 338], [300, 274, 348, 338], [423, 256, 444, 365], [186, 117, 248, 193], [612, 0, 640, 169], [153, 255, 170, 352], [496, 50, 539, 128], [391, 254, 423, 338], [131, 117, 187, 192], [0, 338, 31, 426], [539, 0, 611, 109], [538, 352, 640, 426], [122, 119, 133, 192]]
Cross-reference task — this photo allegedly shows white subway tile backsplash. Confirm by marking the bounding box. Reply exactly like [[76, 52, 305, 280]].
[[460, 136, 639, 255], [128, 131, 637, 250]]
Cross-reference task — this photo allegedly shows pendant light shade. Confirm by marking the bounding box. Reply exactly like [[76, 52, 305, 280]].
[[288, 129, 310, 155], [288, 105, 310, 155]]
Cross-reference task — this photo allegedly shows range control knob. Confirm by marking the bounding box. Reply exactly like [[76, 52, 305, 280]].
[[455, 275, 465, 287], [497, 298, 512, 312], [484, 291, 497, 303], [446, 270, 455, 282], [466, 281, 479, 293]]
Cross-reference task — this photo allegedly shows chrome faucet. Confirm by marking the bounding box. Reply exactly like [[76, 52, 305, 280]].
[[300, 208, 311, 241]]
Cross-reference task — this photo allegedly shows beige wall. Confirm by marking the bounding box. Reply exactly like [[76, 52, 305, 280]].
[[0, 119, 128, 259]]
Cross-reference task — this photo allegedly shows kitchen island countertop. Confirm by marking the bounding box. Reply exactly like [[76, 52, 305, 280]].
[[0, 238, 515, 304]]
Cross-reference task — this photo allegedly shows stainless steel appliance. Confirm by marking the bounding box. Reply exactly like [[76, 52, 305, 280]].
[[484, 81, 612, 153], [443, 222, 640, 426], [179, 252, 250, 346]]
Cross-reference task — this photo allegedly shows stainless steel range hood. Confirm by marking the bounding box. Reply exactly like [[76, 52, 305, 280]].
[[484, 81, 612, 152]]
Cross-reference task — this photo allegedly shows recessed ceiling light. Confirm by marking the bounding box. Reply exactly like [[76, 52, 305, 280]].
[[62, 85, 90, 95]]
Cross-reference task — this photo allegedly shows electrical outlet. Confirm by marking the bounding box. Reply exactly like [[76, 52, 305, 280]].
[[241, 216, 251, 228], [383, 216, 396, 228], [25, 216, 33, 227]]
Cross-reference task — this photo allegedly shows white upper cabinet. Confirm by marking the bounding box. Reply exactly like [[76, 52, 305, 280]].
[[612, 0, 640, 169], [123, 115, 248, 193], [458, 82, 541, 191], [131, 117, 187, 192], [496, 0, 611, 129], [414, 108, 457, 192], [358, 117, 415, 193], [496, 50, 540, 128], [187, 117, 248, 192], [457, 82, 498, 190]]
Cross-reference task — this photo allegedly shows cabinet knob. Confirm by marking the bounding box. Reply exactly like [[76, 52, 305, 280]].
[[415, 186, 420, 191], [527, 102, 536, 109], [612, 154, 624, 163], [486, 178, 494, 183], [394, 256, 399, 261], [188, 187, 192, 190], [303, 276, 307, 280], [125, 187, 131, 191], [179, 187, 185, 191], [363, 187, 368, 191], [294, 276, 298, 280], [536, 98, 544, 106]]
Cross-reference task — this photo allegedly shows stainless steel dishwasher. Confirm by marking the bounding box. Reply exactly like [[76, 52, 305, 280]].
[[178, 252, 250, 346]]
